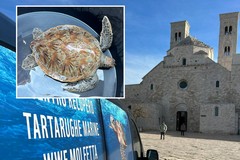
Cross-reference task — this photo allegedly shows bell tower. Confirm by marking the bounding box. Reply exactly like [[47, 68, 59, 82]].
[[170, 21, 190, 48], [218, 12, 239, 71]]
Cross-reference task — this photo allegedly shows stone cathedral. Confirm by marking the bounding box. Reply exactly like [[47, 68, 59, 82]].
[[123, 12, 240, 134]]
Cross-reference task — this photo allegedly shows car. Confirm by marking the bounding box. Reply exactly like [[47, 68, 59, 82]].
[[0, 12, 159, 160]]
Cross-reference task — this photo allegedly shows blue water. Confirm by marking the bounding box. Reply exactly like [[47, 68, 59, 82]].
[[0, 46, 105, 159]]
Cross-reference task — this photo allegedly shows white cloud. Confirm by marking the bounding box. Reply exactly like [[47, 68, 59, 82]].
[[125, 52, 164, 85]]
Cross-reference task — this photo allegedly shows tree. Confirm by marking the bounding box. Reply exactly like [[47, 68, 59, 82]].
[[132, 104, 147, 124]]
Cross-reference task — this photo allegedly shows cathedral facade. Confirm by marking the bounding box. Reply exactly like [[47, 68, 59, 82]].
[[123, 12, 240, 134]]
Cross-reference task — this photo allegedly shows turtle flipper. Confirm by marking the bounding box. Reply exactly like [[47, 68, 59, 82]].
[[100, 16, 113, 52], [62, 74, 98, 92], [32, 28, 44, 40], [22, 54, 37, 70]]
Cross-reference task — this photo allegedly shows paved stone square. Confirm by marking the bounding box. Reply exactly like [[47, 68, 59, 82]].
[[140, 131, 240, 160]]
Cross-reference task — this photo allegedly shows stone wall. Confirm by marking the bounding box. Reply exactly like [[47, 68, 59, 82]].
[[124, 57, 236, 133], [135, 103, 160, 131], [200, 103, 236, 134], [165, 45, 214, 67]]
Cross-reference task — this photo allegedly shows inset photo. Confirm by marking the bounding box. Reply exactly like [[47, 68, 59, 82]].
[[16, 6, 125, 98]]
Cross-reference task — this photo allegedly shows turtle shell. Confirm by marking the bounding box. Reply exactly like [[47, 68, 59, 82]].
[[30, 25, 102, 82]]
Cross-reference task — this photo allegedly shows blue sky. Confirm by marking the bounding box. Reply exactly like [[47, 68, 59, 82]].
[[1, 0, 239, 84]]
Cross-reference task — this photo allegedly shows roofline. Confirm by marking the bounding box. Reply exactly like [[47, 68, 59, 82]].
[[167, 36, 213, 52], [142, 61, 163, 80], [219, 12, 240, 16], [170, 20, 188, 24]]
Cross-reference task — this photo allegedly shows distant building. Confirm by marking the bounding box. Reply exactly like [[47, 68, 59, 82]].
[[123, 12, 240, 134]]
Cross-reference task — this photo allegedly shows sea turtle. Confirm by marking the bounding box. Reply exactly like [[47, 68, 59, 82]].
[[21, 16, 115, 92], [110, 115, 127, 148], [110, 115, 127, 160]]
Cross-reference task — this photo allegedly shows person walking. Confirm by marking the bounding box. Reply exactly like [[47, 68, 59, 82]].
[[180, 123, 186, 136], [159, 122, 167, 140]]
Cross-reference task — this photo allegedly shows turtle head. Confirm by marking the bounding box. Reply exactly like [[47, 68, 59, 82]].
[[21, 54, 37, 70]]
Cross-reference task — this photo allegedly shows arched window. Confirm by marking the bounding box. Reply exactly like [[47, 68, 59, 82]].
[[229, 26, 232, 34], [178, 32, 181, 41], [182, 58, 186, 65], [216, 81, 219, 88], [175, 33, 178, 41], [224, 46, 227, 53], [215, 107, 219, 116], [150, 84, 153, 90], [224, 46, 230, 56], [224, 26, 228, 35]]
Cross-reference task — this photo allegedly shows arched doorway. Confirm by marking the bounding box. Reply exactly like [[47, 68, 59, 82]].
[[176, 111, 187, 131]]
